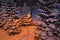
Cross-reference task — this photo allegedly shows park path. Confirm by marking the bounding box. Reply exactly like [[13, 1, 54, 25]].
[[0, 25, 37, 40]]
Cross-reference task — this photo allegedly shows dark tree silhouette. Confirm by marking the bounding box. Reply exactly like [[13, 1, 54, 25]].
[[57, 0, 60, 3], [39, 0, 57, 14], [0, 1, 1, 8], [14, 0, 40, 7]]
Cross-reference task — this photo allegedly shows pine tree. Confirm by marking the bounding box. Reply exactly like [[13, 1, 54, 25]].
[[35, 0, 60, 40], [39, 0, 57, 14]]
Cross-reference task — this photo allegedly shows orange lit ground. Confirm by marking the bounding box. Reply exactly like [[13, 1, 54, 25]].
[[0, 25, 37, 40]]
